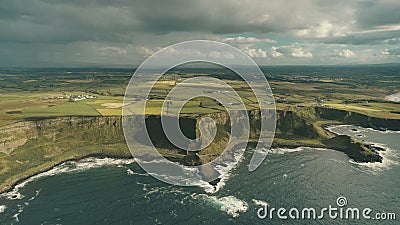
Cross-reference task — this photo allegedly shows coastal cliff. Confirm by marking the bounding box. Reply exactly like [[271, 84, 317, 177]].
[[316, 107, 400, 131], [194, 107, 383, 163], [1, 106, 395, 192]]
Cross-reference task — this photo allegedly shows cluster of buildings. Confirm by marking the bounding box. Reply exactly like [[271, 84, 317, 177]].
[[43, 94, 97, 101]]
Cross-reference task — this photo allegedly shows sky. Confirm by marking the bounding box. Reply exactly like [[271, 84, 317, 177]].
[[0, 0, 399, 67]]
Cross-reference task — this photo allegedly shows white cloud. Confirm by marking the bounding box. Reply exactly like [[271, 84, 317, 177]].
[[243, 47, 268, 58], [147, 46, 236, 60], [271, 44, 313, 58], [290, 47, 313, 58], [381, 47, 400, 56], [334, 49, 355, 58], [221, 36, 276, 44], [98, 46, 128, 56], [270, 46, 283, 58], [296, 21, 349, 38], [137, 46, 156, 57]]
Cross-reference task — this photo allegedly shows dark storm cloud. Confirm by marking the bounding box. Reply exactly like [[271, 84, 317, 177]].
[[0, 1, 139, 43], [0, 0, 291, 44], [356, 0, 400, 29], [0, 0, 399, 66], [1, 0, 398, 44], [320, 30, 400, 45], [0, 0, 352, 43]]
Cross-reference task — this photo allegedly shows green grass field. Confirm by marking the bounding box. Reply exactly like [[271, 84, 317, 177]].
[[22, 102, 101, 118], [1, 69, 400, 125]]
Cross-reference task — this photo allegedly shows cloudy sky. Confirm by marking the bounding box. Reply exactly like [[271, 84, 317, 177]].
[[1, 0, 399, 67]]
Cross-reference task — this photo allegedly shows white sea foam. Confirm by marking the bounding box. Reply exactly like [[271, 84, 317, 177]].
[[270, 146, 329, 155], [70, 158, 135, 170], [193, 180, 218, 194], [135, 158, 175, 165], [11, 190, 41, 222], [143, 148, 246, 194], [327, 124, 400, 134], [349, 145, 399, 172], [13, 204, 23, 222], [364, 127, 400, 134], [201, 146, 330, 193], [127, 169, 134, 175], [198, 147, 247, 194], [270, 147, 305, 154], [325, 124, 355, 134], [192, 194, 248, 218], [210, 148, 245, 193], [24, 190, 40, 206], [133, 182, 187, 200], [136, 181, 149, 191], [216, 196, 248, 218], [143, 165, 217, 193], [252, 199, 269, 207], [0, 157, 135, 200], [0, 205, 6, 213], [135, 158, 219, 193]]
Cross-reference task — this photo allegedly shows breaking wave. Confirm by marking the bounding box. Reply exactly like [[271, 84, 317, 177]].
[[191, 194, 248, 218]]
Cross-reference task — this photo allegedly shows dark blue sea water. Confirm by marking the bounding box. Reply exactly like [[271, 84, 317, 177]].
[[0, 125, 399, 224]]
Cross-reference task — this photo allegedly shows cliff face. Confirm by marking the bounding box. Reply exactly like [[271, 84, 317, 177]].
[[0, 104, 395, 193], [3, 106, 396, 157], [144, 115, 197, 150], [192, 107, 384, 163], [0, 117, 118, 155], [316, 107, 400, 131], [33, 116, 126, 146], [276, 110, 320, 139], [1, 105, 393, 191], [0, 116, 132, 160], [0, 116, 131, 192]]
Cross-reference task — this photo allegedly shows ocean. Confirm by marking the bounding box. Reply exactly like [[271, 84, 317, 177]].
[[0, 125, 399, 224]]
